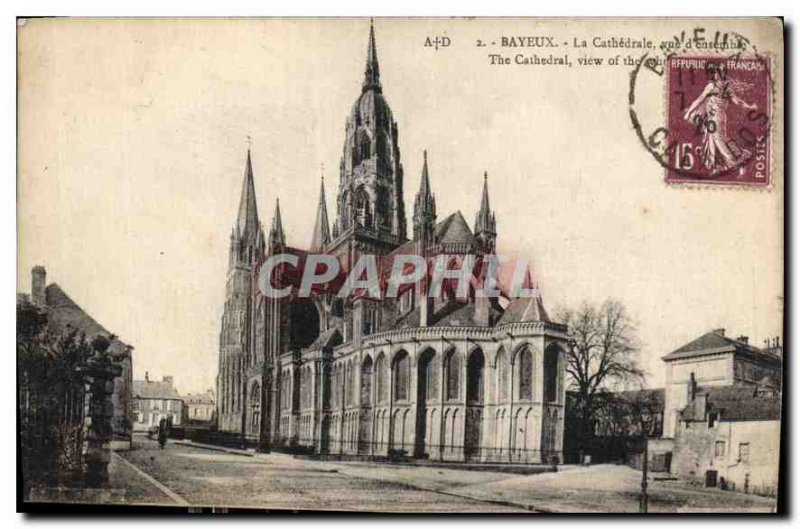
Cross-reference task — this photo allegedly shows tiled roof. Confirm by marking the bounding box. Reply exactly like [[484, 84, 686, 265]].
[[182, 391, 215, 405], [680, 385, 781, 422], [663, 330, 781, 363], [308, 327, 343, 350], [389, 301, 502, 330], [496, 295, 550, 325], [44, 283, 132, 358], [435, 211, 474, 245], [133, 380, 180, 400]]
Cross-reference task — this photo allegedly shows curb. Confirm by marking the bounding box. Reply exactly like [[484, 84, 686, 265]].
[[172, 439, 255, 457]]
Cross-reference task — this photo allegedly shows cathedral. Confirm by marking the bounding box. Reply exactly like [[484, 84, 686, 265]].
[[217, 22, 569, 464]]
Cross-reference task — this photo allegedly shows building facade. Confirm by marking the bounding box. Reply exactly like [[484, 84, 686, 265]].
[[662, 328, 782, 439], [216, 22, 569, 464], [132, 373, 185, 431], [674, 384, 781, 496], [182, 389, 216, 424], [23, 266, 134, 450]]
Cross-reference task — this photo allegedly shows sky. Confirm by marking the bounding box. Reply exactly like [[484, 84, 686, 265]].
[[17, 18, 783, 394]]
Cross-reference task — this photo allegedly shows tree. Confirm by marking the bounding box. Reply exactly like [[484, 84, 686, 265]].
[[557, 299, 643, 460]]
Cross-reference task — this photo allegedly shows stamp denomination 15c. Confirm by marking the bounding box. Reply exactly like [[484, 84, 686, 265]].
[[665, 55, 772, 186]]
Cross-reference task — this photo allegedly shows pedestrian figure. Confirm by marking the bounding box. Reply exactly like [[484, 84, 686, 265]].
[[158, 418, 167, 450]]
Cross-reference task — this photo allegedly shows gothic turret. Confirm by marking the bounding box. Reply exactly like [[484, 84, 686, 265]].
[[334, 20, 406, 248], [237, 150, 259, 240], [230, 149, 263, 265], [363, 19, 381, 93], [413, 150, 436, 245], [474, 171, 497, 253], [269, 199, 285, 248], [310, 177, 331, 252]]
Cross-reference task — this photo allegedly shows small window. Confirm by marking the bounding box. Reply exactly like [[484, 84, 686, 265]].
[[708, 412, 719, 428], [715, 440, 726, 458], [739, 443, 750, 463]]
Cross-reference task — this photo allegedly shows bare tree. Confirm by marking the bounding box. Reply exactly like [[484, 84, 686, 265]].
[[557, 299, 643, 460]]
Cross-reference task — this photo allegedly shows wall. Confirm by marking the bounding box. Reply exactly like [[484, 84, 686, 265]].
[[674, 419, 780, 496], [663, 353, 732, 438], [133, 398, 184, 431]]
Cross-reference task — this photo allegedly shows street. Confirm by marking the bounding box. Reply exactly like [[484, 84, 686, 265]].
[[107, 436, 778, 513]]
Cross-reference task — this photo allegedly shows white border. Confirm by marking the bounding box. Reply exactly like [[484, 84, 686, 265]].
[[4, 2, 796, 528]]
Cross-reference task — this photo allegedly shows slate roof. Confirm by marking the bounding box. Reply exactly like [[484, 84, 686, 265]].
[[663, 330, 781, 363], [496, 295, 551, 324], [389, 301, 502, 330], [133, 379, 181, 400], [44, 283, 132, 358], [181, 391, 215, 405], [680, 385, 781, 422], [308, 327, 343, 350], [435, 211, 474, 245]]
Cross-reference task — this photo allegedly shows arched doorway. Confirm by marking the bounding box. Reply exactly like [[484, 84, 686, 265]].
[[465, 348, 485, 461], [359, 355, 373, 454], [414, 348, 436, 458]]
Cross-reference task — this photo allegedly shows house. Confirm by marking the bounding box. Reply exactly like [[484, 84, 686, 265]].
[[132, 373, 184, 431], [662, 328, 782, 439], [182, 389, 216, 425], [674, 383, 781, 497], [25, 266, 134, 450]]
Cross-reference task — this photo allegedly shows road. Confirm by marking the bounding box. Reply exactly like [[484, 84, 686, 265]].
[[110, 437, 528, 512], [108, 436, 778, 513]]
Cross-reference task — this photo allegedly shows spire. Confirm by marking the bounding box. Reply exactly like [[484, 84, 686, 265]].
[[236, 149, 260, 239], [474, 171, 496, 235], [310, 176, 331, 252], [419, 150, 431, 198], [362, 18, 382, 93], [413, 150, 437, 243], [269, 198, 285, 247]]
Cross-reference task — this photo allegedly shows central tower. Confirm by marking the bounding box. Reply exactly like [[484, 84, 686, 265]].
[[331, 21, 407, 257]]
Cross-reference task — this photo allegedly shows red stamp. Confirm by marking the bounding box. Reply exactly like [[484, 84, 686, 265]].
[[665, 56, 772, 186]]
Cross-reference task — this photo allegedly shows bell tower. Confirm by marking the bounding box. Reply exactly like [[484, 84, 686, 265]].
[[331, 20, 407, 256]]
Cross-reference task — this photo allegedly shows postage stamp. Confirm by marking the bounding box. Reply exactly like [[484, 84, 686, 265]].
[[664, 55, 772, 186]]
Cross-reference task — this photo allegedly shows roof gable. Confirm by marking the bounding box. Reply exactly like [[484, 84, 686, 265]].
[[435, 211, 474, 245], [45, 283, 131, 357]]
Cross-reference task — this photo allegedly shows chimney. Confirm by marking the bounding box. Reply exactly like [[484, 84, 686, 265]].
[[713, 328, 725, 336], [736, 335, 749, 345], [163, 375, 174, 388], [31, 266, 46, 306], [695, 393, 708, 419], [145, 371, 150, 382]]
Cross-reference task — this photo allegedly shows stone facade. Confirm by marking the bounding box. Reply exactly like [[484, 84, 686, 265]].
[[662, 328, 782, 438], [27, 267, 134, 450], [132, 374, 185, 431], [182, 389, 216, 424], [216, 22, 568, 464], [673, 386, 781, 496]]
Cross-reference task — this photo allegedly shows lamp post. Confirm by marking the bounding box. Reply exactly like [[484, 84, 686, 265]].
[[639, 409, 653, 513]]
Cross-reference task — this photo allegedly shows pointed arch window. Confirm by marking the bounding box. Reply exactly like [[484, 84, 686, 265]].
[[496, 349, 510, 402], [393, 351, 410, 402], [445, 350, 461, 401], [360, 138, 371, 160], [354, 188, 372, 227], [516, 346, 533, 401], [376, 355, 387, 404]]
